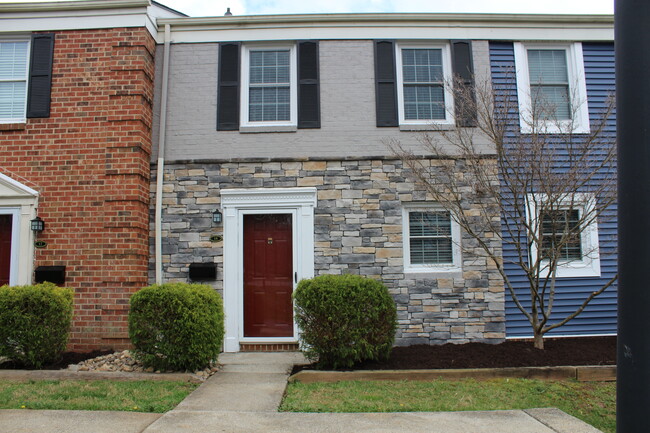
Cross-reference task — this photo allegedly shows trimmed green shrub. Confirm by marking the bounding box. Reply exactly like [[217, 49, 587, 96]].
[[293, 274, 397, 369], [129, 283, 224, 371], [0, 283, 74, 369]]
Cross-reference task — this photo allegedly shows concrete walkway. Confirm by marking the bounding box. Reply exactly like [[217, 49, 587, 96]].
[[0, 352, 604, 433]]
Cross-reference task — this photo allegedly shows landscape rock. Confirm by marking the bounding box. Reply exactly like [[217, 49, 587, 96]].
[[66, 350, 220, 381]]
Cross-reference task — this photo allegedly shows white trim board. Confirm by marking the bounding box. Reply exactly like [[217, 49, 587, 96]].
[[156, 25, 614, 44], [0, 4, 161, 38], [0, 172, 39, 198], [221, 187, 316, 352]]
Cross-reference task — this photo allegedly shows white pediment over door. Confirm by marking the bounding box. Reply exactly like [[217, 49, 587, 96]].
[[0, 173, 38, 199]]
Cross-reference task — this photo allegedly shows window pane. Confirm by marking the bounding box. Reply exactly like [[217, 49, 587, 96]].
[[409, 211, 454, 265], [402, 48, 443, 83], [249, 86, 290, 122], [248, 49, 291, 122], [0, 81, 26, 119], [401, 48, 445, 120], [0, 41, 29, 80], [250, 50, 290, 85], [410, 238, 453, 264], [540, 209, 582, 261], [527, 50, 568, 84], [403, 85, 445, 120], [527, 49, 571, 121], [531, 85, 571, 120]]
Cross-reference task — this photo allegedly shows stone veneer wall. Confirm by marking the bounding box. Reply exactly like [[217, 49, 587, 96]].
[[151, 157, 505, 345]]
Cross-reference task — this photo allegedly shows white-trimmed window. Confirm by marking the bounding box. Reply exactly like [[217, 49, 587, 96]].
[[514, 42, 589, 134], [240, 44, 297, 129], [0, 39, 30, 123], [527, 193, 601, 278], [402, 205, 461, 273], [395, 43, 454, 127]]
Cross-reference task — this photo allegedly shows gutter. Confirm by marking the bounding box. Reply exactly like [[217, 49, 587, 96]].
[[157, 12, 614, 28], [154, 23, 171, 284]]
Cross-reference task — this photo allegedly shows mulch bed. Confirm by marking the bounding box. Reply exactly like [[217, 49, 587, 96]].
[[301, 336, 616, 371], [0, 350, 113, 370]]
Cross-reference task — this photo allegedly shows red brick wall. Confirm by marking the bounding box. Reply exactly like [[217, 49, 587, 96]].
[[0, 28, 155, 351]]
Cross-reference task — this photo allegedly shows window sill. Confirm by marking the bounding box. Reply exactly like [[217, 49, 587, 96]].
[[540, 260, 601, 279], [239, 125, 297, 134], [404, 268, 462, 279], [399, 123, 455, 132], [519, 122, 591, 135], [0, 122, 27, 131]]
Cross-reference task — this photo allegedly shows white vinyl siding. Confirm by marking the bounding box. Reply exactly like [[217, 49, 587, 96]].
[[0, 40, 29, 122]]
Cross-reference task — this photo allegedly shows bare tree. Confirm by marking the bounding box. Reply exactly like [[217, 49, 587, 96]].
[[391, 73, 617, 349]]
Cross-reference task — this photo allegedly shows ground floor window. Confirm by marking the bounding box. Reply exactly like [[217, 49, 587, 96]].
[[402, 204, 461, 273]]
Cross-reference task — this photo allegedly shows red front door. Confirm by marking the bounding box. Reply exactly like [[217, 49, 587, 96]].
[[243, 213, 294, 337], [0, 215, 13, 286]]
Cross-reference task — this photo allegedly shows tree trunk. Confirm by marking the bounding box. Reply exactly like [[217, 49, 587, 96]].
[[533, 332, 545, 350]]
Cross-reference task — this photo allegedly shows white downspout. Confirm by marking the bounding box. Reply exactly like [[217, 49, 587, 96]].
[[155, 24, 171, 284]]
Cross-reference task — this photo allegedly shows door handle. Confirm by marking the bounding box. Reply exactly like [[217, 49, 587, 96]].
[[294, 272, 297, 283]]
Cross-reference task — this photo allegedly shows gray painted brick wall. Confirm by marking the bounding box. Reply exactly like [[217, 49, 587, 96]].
[[152, 40, 493, 161]]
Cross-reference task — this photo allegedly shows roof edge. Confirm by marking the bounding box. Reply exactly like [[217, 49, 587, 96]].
[[0, 0, 151, 13]]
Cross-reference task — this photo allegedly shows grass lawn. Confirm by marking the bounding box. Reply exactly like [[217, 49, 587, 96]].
[[0, 380, 199, 413], [281, 379, 615, 433]]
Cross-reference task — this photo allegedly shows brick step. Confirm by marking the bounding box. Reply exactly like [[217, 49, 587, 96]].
[[239, 343, 300, 352]]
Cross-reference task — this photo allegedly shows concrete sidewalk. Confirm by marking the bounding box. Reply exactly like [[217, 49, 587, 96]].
[[0, 352, 604, 433]]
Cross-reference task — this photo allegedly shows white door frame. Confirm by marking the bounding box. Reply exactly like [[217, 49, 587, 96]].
[[221, 187, 316, 352], [0, 173, 39, 286]]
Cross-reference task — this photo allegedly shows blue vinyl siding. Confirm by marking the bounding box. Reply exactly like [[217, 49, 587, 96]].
[[490, 42, 618, 337]]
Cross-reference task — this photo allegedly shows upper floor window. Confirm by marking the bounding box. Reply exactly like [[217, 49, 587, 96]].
[[240, 44, 297, 129], [395, 43, 454, 127], [0, 40, 30, 123], [218, 41, 319, 132], [514, 42, 590, 134], [402, 204, 461, 273]]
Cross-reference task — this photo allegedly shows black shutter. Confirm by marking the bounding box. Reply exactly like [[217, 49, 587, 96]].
[[297, 41, 320, 129], [374, 40, 398, 127], [451, 40, 477, 127], [26, 33, 54, 119], [217, 42, 240, 131]]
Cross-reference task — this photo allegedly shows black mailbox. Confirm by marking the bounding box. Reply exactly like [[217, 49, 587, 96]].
[[34, 266, 66, 285], [189, 263, 217, 281]]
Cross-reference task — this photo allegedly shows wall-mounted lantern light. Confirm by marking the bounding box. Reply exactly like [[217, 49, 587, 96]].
[[212, 209, 223, 225], [31, 216, 45, 232]]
